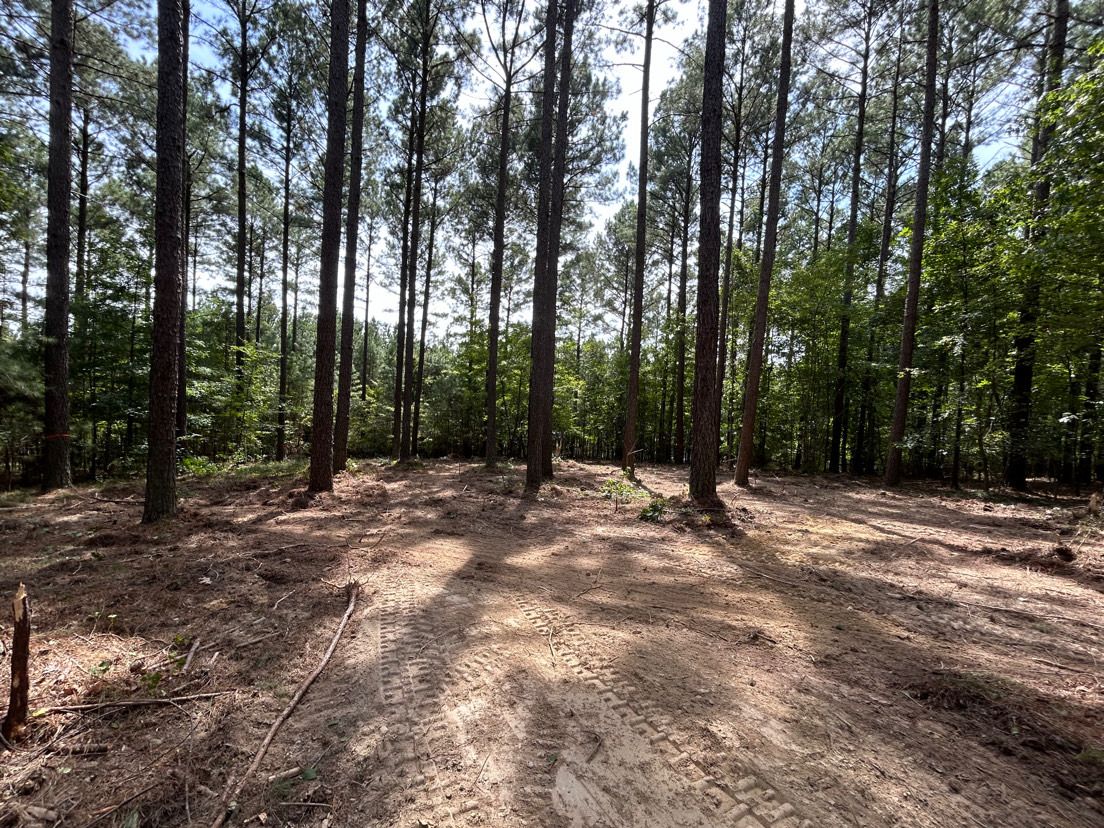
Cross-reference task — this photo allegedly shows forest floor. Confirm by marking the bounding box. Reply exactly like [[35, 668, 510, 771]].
[[0, 460, 1102, 828]]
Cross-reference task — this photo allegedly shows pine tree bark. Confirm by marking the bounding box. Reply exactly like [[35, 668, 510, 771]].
[[733, 0, 794, 487], [233, 2, 248, 385], [1, 585, 30, 742], [175, 0, 189, 444], [20, 229, 30, 335], [1005, 0, 1069, 490], [622, 0, 655, 475], [276, 93, 293, 461], [75, 108, 90, 302], [413, 181, 439, 455], [402, 1, 437, 461], [829, 8, 872, 474], [524, 0, 560, 490], [484, 25, 518, 466], [143, 0, 186, 523], [674, 165, 692, 464], [854, 18, 902, 477], [688, 0, 728, 503], [43, 0, 74, 491], [537, 0, 577, 478], [392, 94, 416, 459], [334, 0, 368, 473], [716, 54, 745, 459], [307, 0, 349, 492], [1079, 343, 1101, 486], [360, 219, 374, 401], [883, 0, 940, 486], [254, 227, 265, 344]]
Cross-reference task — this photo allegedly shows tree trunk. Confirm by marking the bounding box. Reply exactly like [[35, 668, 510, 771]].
[[688, 0, 728, 504], [854, 18, 903, 476], [537, 0, 577, 478], [291, 241, 301, 351], [413, 181, 439, 455], [1006, 0, 1069, 490], [75, 108, 90, 301], [829, 10, 871, 474], [143, 0, 186, 523], [402, 3, 436, 462], [254, 227, 265, 344], [1, 585, 30, 742], [484, 16, 519, 465], [276, 95, 292, 461], [306, 0, 349, 492], [883, 0, 940, 486], [716, 65, 744, 461], [622, 0, 655, 475], [175, 0, 189, 444], [524, 0, 560, 490], [360, 218, 374, 401], [674, 165, 692, 464], [1079, 343, 1101, 486], [42, 0, 74, 490], [234, 5, 248, 384], [20, 230, 30, 335], [392, 92, 416, 459], [333, 0, 368, 473], [733, 0, 794, 486]]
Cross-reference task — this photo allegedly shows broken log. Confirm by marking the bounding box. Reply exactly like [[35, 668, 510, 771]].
[[2, 583, 30, 743]]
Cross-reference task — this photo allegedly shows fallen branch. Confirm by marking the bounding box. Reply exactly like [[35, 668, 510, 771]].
[[182, 637, 202, 672], [210, 582, 360, 828], [952, 597, 1104, 632], [34, 691, 233, 715], [1029, 656, 1097, 675], [81, 781, 161, 828]]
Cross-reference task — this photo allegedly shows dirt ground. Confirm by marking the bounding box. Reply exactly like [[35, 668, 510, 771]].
[[1, 460, 1102, 828]]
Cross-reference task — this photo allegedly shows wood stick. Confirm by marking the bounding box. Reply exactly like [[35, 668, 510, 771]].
[[34, 691, 233, 715], [182, 637, 202, 672], [209, 583, 359, 828], [2, 583, 30, 742]]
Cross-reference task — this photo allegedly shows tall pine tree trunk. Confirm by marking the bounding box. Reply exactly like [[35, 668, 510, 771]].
[[234, 4, 248, 384], [392, 94, 416, 458], [75, 107, 89, 301], [733, 0, 794, 486], [674, 169, 691, 465], [829, 9, 872, 474], [143, 0, 186, 522], [413, 181, 439, 455], [485, 63, 514, 464], [1006, 0, 1069, 490], [43, 0, 74, 490], [854, 18, 902, 476], [334, 0, 368, 472], [688, 0, 728, 503], [622, 0, 655, 475], [883, 0, 940, 486], [402, 2, 436, 461], [524, 0, 560, 490], [175, 0, 189, 443], [538, 0, 577, 477], [360, 218, 374, 401], [716, 70, 744, 460], [276, 96, 292, 461], [306, 0, 348, 492]]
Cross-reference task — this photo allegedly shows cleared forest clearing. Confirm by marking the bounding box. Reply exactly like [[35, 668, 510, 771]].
[[1, 461, 1102, 827]]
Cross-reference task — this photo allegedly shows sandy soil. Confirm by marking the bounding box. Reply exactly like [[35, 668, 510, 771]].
[[0, 460, 1102, 828]]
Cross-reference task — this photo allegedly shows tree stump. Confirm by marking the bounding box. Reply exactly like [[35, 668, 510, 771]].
[[2, 583, 30, 743]]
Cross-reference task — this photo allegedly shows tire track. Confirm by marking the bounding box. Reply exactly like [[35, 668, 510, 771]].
[[517, 599, 812, 828]]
